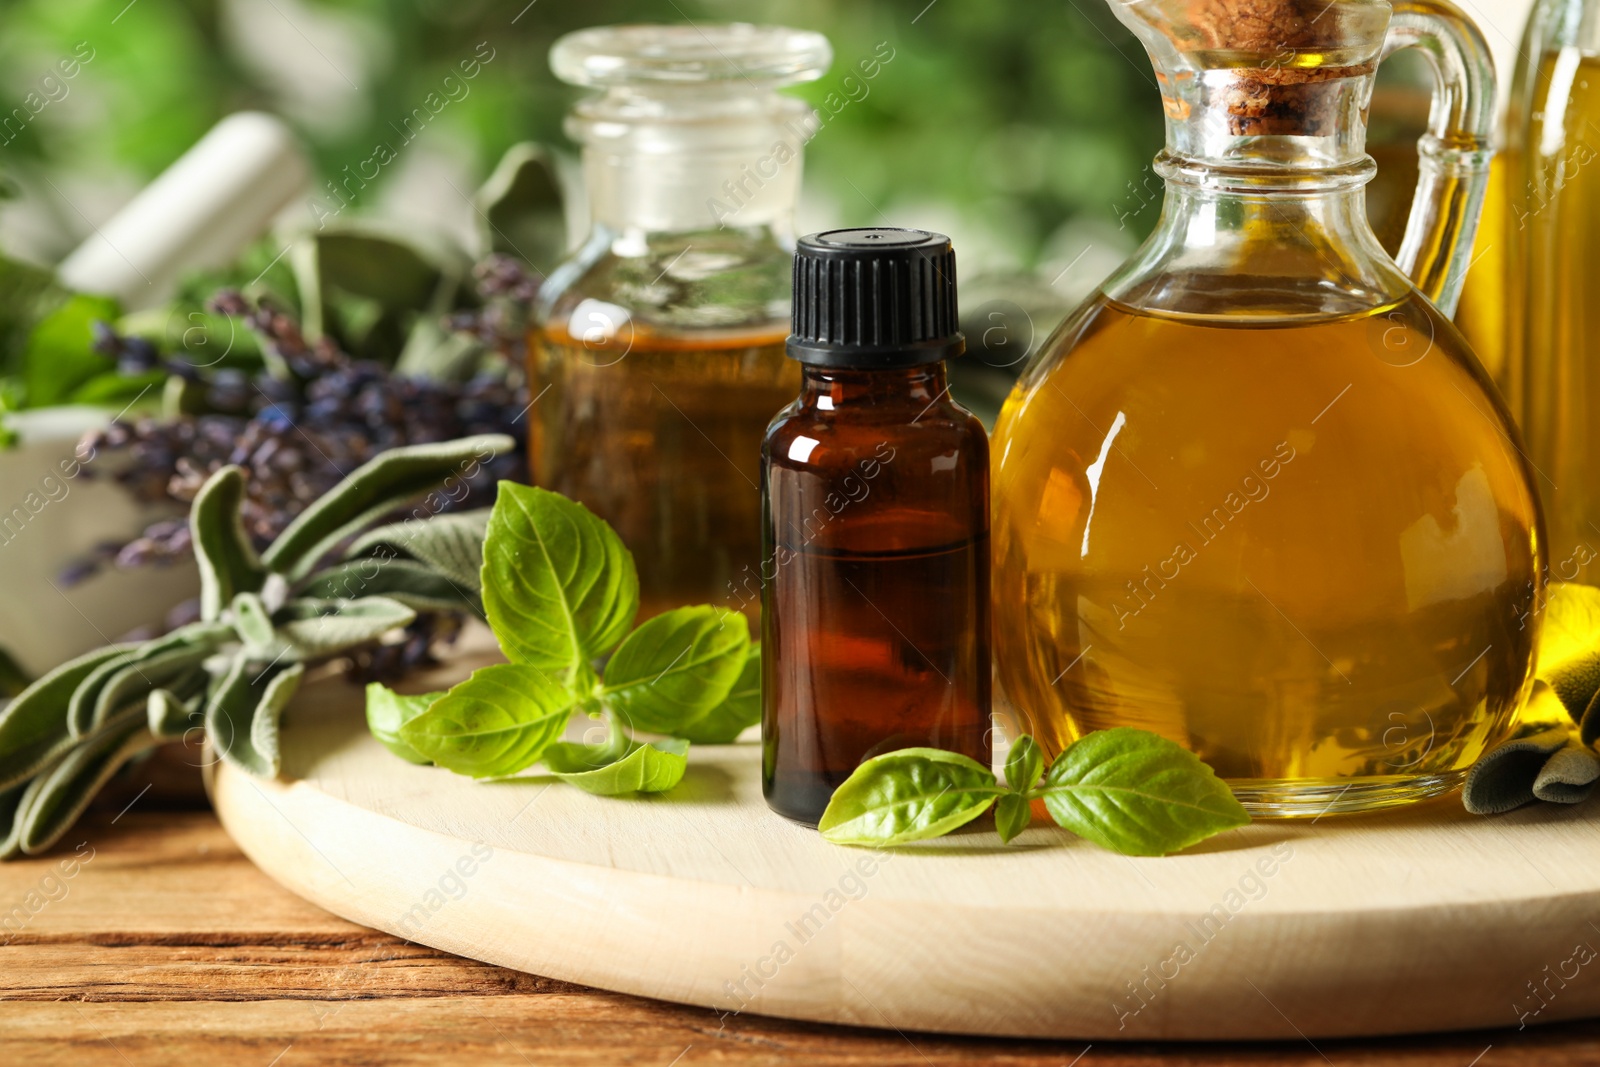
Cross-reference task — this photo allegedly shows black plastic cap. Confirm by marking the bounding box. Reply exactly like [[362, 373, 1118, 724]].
[[788, 228, 964, 368]]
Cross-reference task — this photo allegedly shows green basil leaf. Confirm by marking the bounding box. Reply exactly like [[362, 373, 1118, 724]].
[[675, 641, 761, 744], [365, 683, 440, 765], [1037, 727, 1250, 856], [191, 466, 268, 621], [399, 663, 576, 778], [204, 658, 304, 778], [602, 606, 749, 735], [818, 748, 1002, 846], [262, 434, 514, 581], [298, 558, 477, 616], [544, 737, 689, 796], [346, 509, 492, 591], [1004, 735, 1043, 793], [994, 792, 1032, 844], [275, 597, 417, 659], [17, 709, 154, 855], [0, 644, 135, 791], [481, 483, 638, 676]]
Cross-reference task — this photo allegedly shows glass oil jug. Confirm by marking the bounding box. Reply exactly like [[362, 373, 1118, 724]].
[[991, 0, 1545, 815], [531, 25, 830, 622]]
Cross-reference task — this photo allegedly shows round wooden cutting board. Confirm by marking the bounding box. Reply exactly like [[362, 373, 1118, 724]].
[[212, 630, 1600, 1041]]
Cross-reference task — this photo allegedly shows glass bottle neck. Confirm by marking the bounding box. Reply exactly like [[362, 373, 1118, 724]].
[[573, 93, 813, 234], [799, 364, 949, 410]]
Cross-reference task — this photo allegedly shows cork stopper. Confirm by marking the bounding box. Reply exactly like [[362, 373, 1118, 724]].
[[1151, 0, 1384, 136]]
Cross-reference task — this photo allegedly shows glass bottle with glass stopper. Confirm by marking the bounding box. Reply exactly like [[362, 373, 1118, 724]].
[[532, 24, 831, 623]]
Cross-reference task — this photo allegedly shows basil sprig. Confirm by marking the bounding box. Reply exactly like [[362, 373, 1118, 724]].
[[368, 483, 757, 795], [819, 728, 1250, 857]]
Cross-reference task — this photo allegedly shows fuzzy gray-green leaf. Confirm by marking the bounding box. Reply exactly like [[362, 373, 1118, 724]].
[[275, 597, 416, 659], [191, 465, 267, 620], [1534, 741, 1600, 805], [0, 644, 133, 792], [1037, 728, 1250, 856], [204, 658, 302, 778], [346, 509, 491, 591], [399, 663, 576, 778], [88, 644, 212, 734], [481, 483, 637, 676], [819, 748, 1002, 846], [602, 606, 749, 736], [298, 558, 476, 616], [17, 709, 154, 855], [544, 738, 689, 796], [261, 435, 513, 580]]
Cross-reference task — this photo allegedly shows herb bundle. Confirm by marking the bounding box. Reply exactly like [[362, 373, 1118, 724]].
[[0, 434, 513, 858]]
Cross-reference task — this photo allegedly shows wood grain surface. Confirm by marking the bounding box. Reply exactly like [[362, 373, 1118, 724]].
[[0, 749, 1596, 1064], [213, 636, 1600, 1043]]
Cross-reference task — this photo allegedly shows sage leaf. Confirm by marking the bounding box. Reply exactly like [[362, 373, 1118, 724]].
[[675, 642, 761, 744], [17, 709, 154, 856], [399, 663, 576, 778], [0, 644, 134, 791], [1037, 727, 1250, 856], [298, 558, 477, 616], [0, 780, 26, 860], [67, 645, 152, 739], [476, 142, 567, 268], [205, 657, 304, 778], [602, 606, 749, 736], [544, 737, 689, 796], [232, 592, 276, 649], [1463, 728, 1571, 814], [1005, 734, 1043, 792], [481, 484, 638, 677], [1534, 741, 1600, 805], [148, 689, 200, 741], [818, 748, 1003, 846], [262, 434, 514, 580], [86, 644, 213, 734], [365, 683, 440, 765], [275, 597, 417, 659], [191, 466, 267, 621], [346, 509, 492, 591], [994, 792, 1032, 844]]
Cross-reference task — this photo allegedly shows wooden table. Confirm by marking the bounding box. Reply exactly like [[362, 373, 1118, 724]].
[[3, 755, 1595, 1066]]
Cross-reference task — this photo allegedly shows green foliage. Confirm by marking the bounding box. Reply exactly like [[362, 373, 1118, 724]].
[[371, 483, 758, 798], [0, 434, 517, 858], [820, 732, 1250, 856]]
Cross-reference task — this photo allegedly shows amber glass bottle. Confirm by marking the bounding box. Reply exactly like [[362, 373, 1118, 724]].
[[762, 229, 991, 825], [531, 25, 830, 623]]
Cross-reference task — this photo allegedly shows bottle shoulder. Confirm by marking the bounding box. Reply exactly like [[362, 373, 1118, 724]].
[[537, 227, 793, 337]]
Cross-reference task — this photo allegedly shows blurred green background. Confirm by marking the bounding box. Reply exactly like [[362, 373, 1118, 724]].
[[0, 0, 1167, 299]]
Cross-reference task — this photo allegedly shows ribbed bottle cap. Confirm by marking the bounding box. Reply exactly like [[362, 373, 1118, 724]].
[[788, 228, 964, 367]]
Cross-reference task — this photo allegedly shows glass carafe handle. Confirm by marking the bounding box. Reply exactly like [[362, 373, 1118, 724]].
[[1380, 0, 1495, 316]]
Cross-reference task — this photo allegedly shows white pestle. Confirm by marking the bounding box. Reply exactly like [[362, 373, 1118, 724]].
[[56, 111, 311, 309]]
